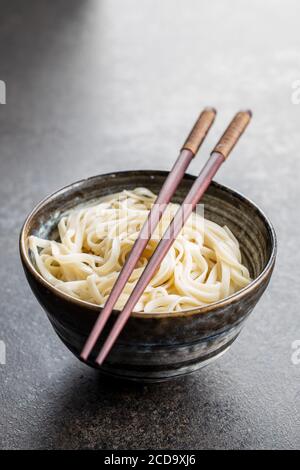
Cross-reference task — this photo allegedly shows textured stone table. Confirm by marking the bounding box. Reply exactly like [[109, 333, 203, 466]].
[[0, 0, 299, 450]]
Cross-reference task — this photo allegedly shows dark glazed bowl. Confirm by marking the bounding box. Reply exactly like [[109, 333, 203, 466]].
[[20, 171, 276, 382]]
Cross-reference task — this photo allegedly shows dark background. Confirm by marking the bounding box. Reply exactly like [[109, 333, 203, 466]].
[[0, 0, 299, 450]]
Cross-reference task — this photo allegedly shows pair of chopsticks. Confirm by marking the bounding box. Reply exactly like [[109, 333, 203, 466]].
[[81, 108, 252, 365]]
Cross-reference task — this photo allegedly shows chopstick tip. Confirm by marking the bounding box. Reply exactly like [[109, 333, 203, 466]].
[[96, 354, 105, 366], [80, 350, 89, 361]]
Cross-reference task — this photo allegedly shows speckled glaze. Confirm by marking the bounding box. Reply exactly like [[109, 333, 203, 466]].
[[20, 171, 276, 382]]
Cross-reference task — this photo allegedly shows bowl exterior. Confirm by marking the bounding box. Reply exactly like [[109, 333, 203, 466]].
[[22, 261, 274, 382], [20, 171, 276, 382]]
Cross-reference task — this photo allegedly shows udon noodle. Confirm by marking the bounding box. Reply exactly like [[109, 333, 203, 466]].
[[29, 188, 251, 313]]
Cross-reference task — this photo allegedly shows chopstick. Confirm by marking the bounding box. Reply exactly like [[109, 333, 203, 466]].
[[95, 110, 252, 366], [80, 107, 216, 361]]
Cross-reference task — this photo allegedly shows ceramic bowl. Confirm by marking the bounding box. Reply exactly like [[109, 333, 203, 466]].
[[20, 171, 276, 382]]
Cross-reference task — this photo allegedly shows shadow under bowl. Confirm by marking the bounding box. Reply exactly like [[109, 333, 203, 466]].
[[20, 171, 277, 382]]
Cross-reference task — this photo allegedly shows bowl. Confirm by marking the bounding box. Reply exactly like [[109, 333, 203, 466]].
[[20, 171, 276, 382]]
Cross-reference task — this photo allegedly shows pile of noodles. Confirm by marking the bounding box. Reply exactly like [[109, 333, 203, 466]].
[[29, 187, 251, 313]]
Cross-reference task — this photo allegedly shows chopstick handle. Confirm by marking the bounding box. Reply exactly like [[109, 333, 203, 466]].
[[212, 110, 252, 159], [182, 107, 216, 155]]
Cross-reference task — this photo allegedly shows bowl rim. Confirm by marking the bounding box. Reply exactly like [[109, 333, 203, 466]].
[[19, 170, 277, 319]]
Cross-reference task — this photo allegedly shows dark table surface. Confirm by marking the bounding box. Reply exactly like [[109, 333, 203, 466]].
[[0, 0, 299, 450]]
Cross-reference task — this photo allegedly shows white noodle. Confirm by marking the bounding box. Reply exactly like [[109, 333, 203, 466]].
[[28, 188, 251, 313]]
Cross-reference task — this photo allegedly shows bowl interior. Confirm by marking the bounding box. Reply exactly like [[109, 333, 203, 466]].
[[22, 171, 275, 309]]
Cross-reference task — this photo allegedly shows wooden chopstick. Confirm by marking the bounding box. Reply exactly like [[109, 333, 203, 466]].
[[80, 107, 216, 361], [95, 110, 252, 366]]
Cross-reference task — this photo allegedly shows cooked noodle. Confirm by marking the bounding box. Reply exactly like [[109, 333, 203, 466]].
[[28, 188, 251, 313]]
